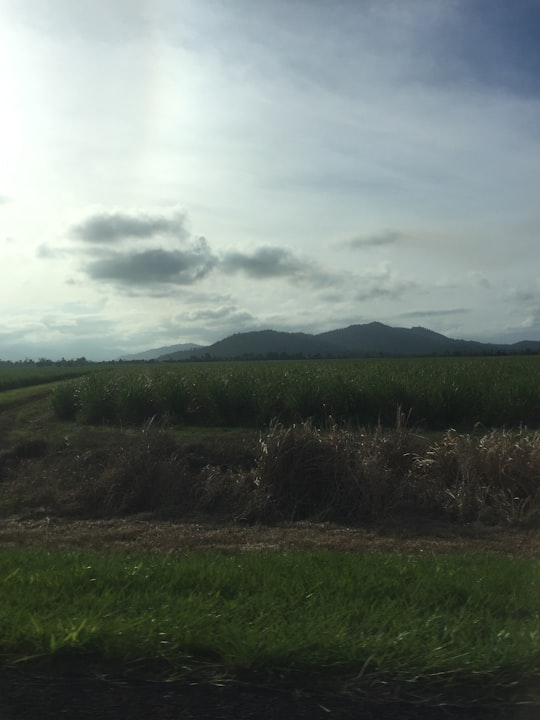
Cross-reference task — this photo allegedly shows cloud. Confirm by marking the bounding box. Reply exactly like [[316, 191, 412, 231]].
[[222, 246, 304, 278], [6, 0, 150, 46], [342, 231, 403, 250], [491, 308, 540, 344], [506, 279, 540, 304], [0, 308, 121, 361], [511, 290, 536, 303], [221, 245, 340, 290], [66, 210, 351, 292], [170, 305, 259, 343], [37, 243, 60, 258], [63, 208, 216, 288], [178, 306, 255, 324], [355, 286, 408, 302], [353, 262, 419, 302], [420, 0, 540, 96], [72, 210, 189, 243], [85, 239, 216, 286], [398, 308, 469, 319], [181, 305, 253, 322], [467, 271, 491, 289], [0, 195, 10, 205]]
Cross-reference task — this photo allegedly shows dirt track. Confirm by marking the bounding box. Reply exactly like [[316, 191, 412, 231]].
[[1, 514, 539, 556]]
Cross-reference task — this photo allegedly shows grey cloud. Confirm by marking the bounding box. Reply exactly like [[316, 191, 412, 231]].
[[178, 291, 235, 306], [172, 306, 259, 343], [317, 289, 347, 303], [0, 195, 10, 205], [222, 246, 304, 279], [37, 243, 59, 258], [356, 287, 403, 302], [40, 314, 114, 336], [85, 241, 216, 286], [353, 264, 419, 302], [398, 308, 469, 319], [171, 304, 253, 324], [343, 231, 403, 250], [182, 306, 254, 323], [319, 280, 412, 304], [415, 1, 540, 96], [0, 326, 40, 345], [493, 311, 540, 344], [506, 284, 540, 303], [73, 211, 189, 243], [7, 1, 149, 45], [0, 313, 120, 362], [522, 307, 540, 328], [222, 245, 340, 289], [467, 271, 491, 289], [308, 266, 346, 289]]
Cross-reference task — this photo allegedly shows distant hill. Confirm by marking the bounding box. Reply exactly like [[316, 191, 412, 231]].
[[160, 330, 340, 360], [157, 322, 540, 361], [316, 323, 496, 356], [120, 342, 202, 361]]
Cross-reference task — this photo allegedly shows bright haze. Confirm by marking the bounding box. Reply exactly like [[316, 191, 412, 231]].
[[1, 0, 539, 360]]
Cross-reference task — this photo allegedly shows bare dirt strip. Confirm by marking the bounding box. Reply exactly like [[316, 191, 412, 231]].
[[1, 514, 539, 556]]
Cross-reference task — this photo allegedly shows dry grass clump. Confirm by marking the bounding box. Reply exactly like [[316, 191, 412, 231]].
[[0, 421, 254, 519], [249, 420, 427, 523], [413, 428, 540, 523], [3, 414, 540, 527], [0, 422, 186, 517], [85, 421, 192, 515]]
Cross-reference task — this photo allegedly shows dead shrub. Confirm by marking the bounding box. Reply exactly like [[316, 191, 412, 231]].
[[4, 416, 539, 527], [195, 464, 256, 520], [412, 428, 540, 522], [249, 421, 424, 523], [83, 422, 196, 515], [0, 423, 197, 518]]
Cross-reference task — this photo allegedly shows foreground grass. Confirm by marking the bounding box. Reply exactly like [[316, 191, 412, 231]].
[[1, 550, 539, 705]]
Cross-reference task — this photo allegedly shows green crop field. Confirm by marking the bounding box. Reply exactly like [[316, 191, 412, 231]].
[[0, 362, 94, 393], [49, 355, 540, 430]]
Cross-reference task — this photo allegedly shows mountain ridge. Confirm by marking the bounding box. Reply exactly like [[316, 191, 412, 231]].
[[154, 323, 540, 361], [120, 343, 202, 361]]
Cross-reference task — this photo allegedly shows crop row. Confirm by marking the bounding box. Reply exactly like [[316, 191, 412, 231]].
[[51, 356, 540, 429], [0, 364, 92, 392]]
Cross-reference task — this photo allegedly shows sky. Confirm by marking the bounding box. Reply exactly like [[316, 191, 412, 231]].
[[1, 0, 539, 360]]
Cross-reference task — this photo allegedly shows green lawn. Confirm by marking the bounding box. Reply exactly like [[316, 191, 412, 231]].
[[1, 550, 538, 705]]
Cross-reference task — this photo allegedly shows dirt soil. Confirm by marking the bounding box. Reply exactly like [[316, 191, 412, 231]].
[[1, 513, 539, 556], [3, 668, 538, 720]]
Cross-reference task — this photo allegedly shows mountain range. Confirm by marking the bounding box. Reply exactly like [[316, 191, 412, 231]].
[[126, 323, 540, 361], [120, 342, 202, 361]]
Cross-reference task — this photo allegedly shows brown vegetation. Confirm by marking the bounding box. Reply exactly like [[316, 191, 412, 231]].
[[1, 390, 540, 558], [3, 415, 540, 525]]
